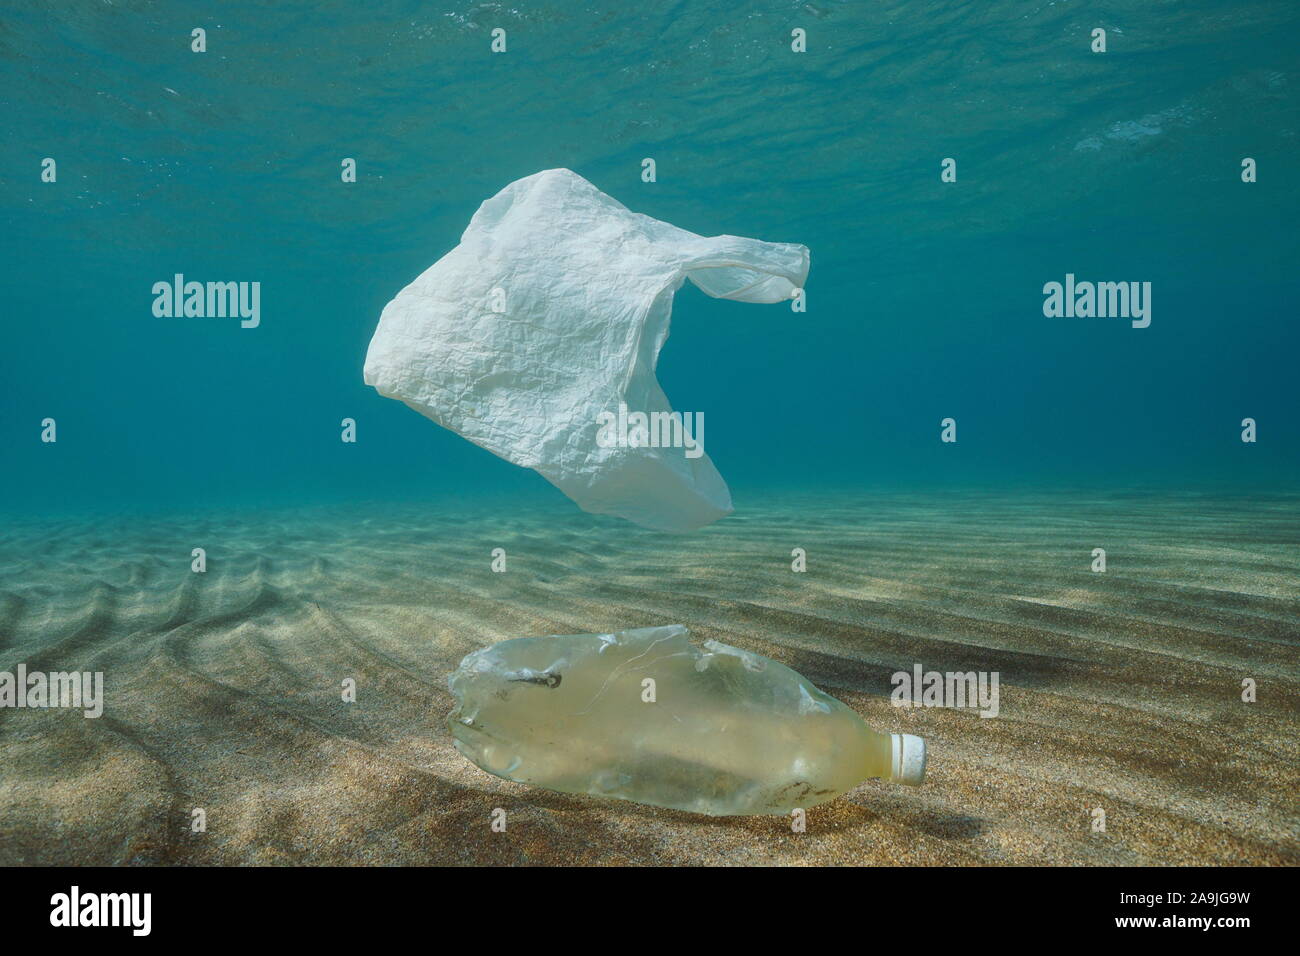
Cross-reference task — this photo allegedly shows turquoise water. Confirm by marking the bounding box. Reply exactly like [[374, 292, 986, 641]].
[[3, 1, 1298, 517]]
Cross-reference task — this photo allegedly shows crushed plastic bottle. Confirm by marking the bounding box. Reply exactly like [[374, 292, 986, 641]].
[[447, 625, 926, 816]]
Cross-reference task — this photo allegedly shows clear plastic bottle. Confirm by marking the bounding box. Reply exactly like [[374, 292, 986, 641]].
[[448, 625, 926, 816]]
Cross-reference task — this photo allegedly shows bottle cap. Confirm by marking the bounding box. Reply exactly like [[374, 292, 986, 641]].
[[890, 733, 927, 786]]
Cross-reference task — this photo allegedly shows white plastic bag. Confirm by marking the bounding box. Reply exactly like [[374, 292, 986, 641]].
[[363, 168, 809, 531]]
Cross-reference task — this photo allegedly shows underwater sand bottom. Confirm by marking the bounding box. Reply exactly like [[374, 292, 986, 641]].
[[0, 490, 1296, 866]]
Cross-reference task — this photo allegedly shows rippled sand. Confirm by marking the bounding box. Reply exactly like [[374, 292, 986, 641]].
[[1, 491, 1296, 865]]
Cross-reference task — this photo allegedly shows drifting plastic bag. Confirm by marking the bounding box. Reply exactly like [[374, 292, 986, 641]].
[[363, 168, 809, 531]]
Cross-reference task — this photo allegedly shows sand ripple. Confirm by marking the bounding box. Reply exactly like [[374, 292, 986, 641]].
[[1, 492, 1296, 865]]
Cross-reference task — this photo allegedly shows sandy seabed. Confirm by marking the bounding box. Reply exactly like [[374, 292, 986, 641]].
[[1, 490, 1296, 866]]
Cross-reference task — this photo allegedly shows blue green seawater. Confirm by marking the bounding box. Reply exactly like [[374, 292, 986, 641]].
[[2, 1, 1297, 518]]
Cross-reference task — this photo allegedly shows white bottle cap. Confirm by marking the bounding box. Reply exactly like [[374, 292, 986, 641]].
[[890, 733, 927, 786]]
